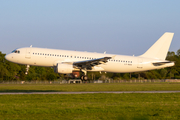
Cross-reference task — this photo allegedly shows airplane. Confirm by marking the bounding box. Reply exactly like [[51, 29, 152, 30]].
[[5, 32, 175, 80]]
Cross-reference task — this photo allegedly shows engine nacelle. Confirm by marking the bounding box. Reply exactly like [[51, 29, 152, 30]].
[[54, 63, 73, 74]]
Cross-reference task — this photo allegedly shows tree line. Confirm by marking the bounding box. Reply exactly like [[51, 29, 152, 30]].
[[1, 50, 180, 81]]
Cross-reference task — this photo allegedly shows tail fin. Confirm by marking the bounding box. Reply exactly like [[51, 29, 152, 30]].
[[140, 32, 174, 60]]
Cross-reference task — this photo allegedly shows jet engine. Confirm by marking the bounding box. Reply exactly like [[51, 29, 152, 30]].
[[54, 63, 73, 74]]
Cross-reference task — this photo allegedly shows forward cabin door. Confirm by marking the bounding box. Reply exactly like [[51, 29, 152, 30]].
[[25, 48, 31, 59], [137, 58, 143, 68]]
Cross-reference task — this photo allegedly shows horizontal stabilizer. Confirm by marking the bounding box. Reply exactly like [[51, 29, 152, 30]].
[[152, 61, 174, 66]]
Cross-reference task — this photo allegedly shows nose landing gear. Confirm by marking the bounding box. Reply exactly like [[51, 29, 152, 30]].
[[25, 65, 30, 75]]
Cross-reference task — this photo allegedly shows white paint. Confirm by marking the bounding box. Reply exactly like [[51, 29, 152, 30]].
[[5, 32, 175, 73]]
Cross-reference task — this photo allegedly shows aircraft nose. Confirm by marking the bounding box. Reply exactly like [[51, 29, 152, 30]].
[[5, 54, 12, 61]]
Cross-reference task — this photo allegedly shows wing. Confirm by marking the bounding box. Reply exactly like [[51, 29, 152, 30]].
[[73, 57, 112, 70]]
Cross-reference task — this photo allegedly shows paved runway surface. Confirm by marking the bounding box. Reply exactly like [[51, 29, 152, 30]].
[[0, 91, 180, 95]]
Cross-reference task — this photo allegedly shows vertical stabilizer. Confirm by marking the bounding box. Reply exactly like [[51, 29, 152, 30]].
[[140, 32, 174, 60]]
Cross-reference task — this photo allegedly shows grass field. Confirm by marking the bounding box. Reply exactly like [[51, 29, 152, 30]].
[[0, 83, 180, 120], [0, 83, 180, 92], [0, 93, 180, 120]]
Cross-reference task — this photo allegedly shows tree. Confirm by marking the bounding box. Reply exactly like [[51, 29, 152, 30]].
[[176, 49, 180, 56], [160, 69, 168, 79]]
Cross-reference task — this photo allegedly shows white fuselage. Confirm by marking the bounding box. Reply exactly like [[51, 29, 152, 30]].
[[5, 47, 174, 73]]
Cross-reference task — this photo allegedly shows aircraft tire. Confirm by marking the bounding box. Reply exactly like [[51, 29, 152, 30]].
[[83, 75, 88, 80], [80, 75, 88, 81]]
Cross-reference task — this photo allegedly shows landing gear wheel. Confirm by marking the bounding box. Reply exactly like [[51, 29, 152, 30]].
[[81, 76, 84, 80], [81, 75, 88, 81], [83, 75, 88, 80]]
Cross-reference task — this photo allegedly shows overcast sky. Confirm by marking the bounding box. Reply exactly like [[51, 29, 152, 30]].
[[1, 0, 180, 56]]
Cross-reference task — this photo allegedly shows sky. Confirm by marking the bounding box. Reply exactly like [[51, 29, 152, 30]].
[[1, 0, 180, 56]]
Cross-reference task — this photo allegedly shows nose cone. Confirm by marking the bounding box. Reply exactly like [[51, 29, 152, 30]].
[[5, 54, 12, 61]]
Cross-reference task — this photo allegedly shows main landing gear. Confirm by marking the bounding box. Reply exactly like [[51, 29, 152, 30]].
[[81, 75, 88, 81], [80, 69, 88, 81]]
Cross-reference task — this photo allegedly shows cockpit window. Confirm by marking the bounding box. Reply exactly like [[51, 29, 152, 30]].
[[11, 50, 20, 54]]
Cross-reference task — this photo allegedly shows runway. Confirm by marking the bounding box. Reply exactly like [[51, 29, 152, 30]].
[[0, 91, 180, 95]]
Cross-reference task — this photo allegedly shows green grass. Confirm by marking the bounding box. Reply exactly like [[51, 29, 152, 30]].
[[0, 93, 180, 120], [0, 83, 180, 92], [0, 83, 180, 120]]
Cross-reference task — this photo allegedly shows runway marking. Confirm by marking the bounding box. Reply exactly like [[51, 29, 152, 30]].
[[0, 91, 180, 95]]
